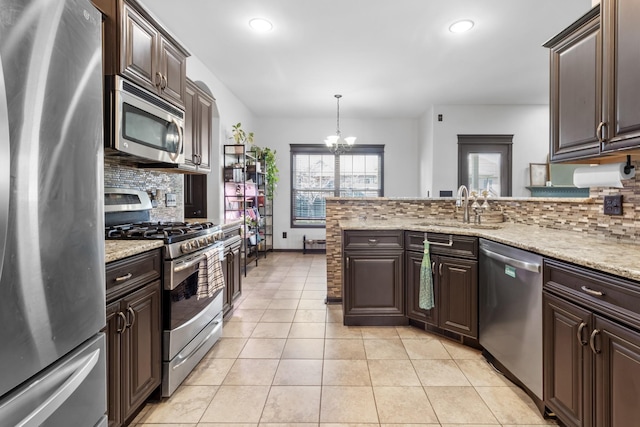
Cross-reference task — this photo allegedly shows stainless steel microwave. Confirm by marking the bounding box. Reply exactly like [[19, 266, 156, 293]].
[[105, 75, 184, 164]]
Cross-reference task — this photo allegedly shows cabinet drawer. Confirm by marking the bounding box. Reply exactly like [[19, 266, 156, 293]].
[[343, 230, 403, 250], [106, 249, 162, 302], [406, 231, 477, 259], [544, 259, 640, 328]]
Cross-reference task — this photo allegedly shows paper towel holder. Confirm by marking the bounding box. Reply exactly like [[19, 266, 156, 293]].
[[624, 155, 635, 175]]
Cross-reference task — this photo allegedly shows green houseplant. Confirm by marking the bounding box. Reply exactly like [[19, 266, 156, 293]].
[[261, 147, 279, 200], [230, 122, 254, 145]]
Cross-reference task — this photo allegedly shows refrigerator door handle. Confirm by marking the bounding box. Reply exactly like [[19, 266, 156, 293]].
[[0, 56, 10, 279], [7, 349, 100, 427]]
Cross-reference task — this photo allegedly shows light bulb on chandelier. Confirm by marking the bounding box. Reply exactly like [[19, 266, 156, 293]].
[[325, 94, 356, 154]]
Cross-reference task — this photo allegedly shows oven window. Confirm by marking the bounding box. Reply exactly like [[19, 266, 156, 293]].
[[166, 274, 215, 330], [123, 103, 181, 154]]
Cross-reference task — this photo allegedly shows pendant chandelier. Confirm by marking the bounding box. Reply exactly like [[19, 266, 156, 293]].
[[325, 94, 356, 154]]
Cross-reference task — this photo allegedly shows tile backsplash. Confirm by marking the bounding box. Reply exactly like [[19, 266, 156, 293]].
[[104, 158, 184, 221]]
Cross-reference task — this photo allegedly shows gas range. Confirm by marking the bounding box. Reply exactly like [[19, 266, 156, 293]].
[[105, 221, 223, 259]]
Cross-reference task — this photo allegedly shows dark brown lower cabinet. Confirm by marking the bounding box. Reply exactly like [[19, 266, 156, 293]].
[[543, 259, 640, 427], [404, 231, 478, 338], [105, 251, 162, 427], [223, 243, 242, 317]]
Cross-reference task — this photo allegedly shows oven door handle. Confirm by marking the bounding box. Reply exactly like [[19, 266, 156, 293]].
[[172, 319, 222, 370], [173, 255, 205, 273]]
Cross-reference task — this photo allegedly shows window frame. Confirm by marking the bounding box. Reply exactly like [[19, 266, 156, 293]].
[[290, 144, 384, 228], [457, 134, 513, 197]]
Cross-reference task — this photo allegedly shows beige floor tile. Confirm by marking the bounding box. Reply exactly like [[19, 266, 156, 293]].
[[268, 299, 300, 309], [402, 338, 451, 359], [222, 359, 279, 385], [237, 298, 272, 310], [441, 340, 484, 359], [136, 424, 196, 427], [325, 308, 343, 323], [183, 358, 235, 386], [200, 385, 270, 423], [197, 424, 256, 427], [301, 290, 326, 300], [294, 309, 327, 323], [424, 386, 499, 424], [227, 309, 266, 323], [395, 326, 436, 339], [380, 424, 440, 427], [288, 322, 326, 339], [360, 327, 399, 339], [282, 338, 326, 359], [363, 339, 409, 359], [260, 309, 297, 323], [412, 359, 471, 386], [274, 290, 303, 299], [251, 322, 292, 338], [278, 282, 306, 290], [303, 282, 327, 290], [238, 338, 286, 359], [141, 385, 218, 423], [298, 299, 328, 310], [222, 321, 257, 338], [325, 324, 362, 339], [273, 359, 323, 385], [457, 359, 511, 386], [251, 289, 279, 299], [324, 339, 366, 360], [205, 338, 247, 359], [320, 386, 379, 423], [305, 274, 327, 283], [322, 360, 371, 386], [368, 359, 420, 386], [476, 386, 555, 425], [373, 386, 438, 424], [260, 386, 322, 423]]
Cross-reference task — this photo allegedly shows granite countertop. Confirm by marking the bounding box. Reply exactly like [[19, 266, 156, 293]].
[[105, 240, 164, 264], [340, 219, 640, 282]]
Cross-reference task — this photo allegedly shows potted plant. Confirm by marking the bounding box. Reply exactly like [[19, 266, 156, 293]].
[[261, 147, 279, 200], [230, 122, 254, 154]]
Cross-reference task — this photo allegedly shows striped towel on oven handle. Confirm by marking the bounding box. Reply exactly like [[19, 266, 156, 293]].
[[197, 247, 225, 300]]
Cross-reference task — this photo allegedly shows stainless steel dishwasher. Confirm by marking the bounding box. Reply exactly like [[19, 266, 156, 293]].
[[479, 238, 543, 400]]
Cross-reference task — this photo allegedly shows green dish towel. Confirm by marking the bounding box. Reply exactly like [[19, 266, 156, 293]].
[[419, 240, 435, 310]]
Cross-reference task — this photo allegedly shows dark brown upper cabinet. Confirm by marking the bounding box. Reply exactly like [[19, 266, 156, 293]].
[[545, 1, 640, 162], [183, 79, 214, 173], [93, 0, 189, 109]]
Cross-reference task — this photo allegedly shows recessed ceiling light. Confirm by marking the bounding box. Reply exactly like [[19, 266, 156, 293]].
[[449, 20, 474, 33], [249, 18, 273, 33]]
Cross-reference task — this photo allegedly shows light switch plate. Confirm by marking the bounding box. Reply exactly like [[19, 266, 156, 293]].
[[165, 193, 177, 207], [603, 195, 622, 215]]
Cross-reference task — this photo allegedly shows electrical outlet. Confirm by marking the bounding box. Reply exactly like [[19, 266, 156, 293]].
[[282, 232, 287, 238], [603, 195, 623, 215]]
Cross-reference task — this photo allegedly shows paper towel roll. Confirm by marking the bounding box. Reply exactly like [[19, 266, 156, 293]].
[[573, 162, 635, 188]]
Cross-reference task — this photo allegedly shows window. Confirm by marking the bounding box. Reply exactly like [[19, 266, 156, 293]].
[[291, 144, 384, 227], [458, 135, 513, 196]]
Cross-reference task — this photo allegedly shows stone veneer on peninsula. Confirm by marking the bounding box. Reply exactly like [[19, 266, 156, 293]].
[[325, 161, 640, 301]]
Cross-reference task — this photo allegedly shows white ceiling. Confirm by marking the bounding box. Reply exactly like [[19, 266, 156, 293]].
[[139, 0, 593, 119]]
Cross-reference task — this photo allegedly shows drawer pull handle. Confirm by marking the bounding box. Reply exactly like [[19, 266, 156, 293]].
[[596, 121, 607, 143], [581, 286, 604, 297], [127, 307, 136, 329], [439, 263, 443, 276], [424, 233, 454, 247], [368, 239, 378, 244], [576, 322, 588, 346], [116, 312, 127, 334], [431, 261, 435, 271], [115, 273, 132, 282], [589, 329, 601, 354]]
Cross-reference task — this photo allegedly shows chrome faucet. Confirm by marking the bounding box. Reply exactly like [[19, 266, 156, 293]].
[[456, 185, 470, 223]]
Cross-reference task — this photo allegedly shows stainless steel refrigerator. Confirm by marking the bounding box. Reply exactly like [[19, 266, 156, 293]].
[[0, 0, 107, 425]]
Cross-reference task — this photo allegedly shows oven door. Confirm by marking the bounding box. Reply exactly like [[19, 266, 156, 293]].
[[112, 76, 184, 164]]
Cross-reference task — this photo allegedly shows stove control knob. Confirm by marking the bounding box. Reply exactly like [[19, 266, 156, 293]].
[[208, 235, 215, 243], [180, 242, 191, 253], [200, 237, 208, 246], [192, 240, 200, 249]]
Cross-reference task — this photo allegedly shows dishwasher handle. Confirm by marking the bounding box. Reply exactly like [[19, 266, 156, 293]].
[[480, 246, 541, 273]]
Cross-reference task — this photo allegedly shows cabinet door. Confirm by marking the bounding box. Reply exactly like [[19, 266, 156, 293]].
[[230, 246, 242, 301], [183, 82, 197, 169], [602, 0, 640, 151], [222, 248, 232, 316], [122, 281, 162, 420], [405, 251, 437, 325], [158, 36, 187, 108], [593, 316, 640, 427], [196, 89, 213, 172], [105, 301, 124, 427], [121, 3, 158, 92], [548, 10, 602, 161], [437, 256, 478, 338], [343, 250, 404, 324], [543, 292, 592, 427]]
